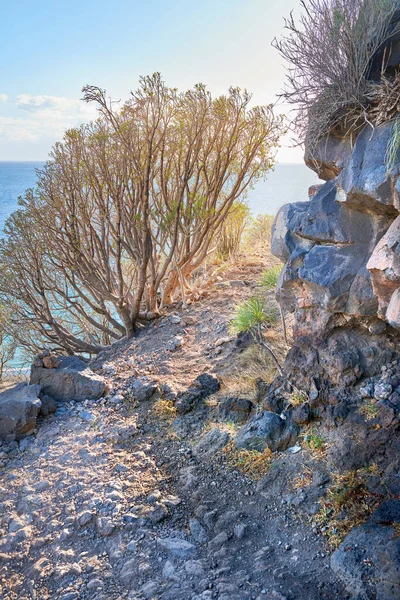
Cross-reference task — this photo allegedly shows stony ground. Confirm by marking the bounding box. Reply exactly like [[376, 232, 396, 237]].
[[0, 256, 350, 600]]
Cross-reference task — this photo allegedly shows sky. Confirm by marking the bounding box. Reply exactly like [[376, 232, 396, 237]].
[[0, 0, 304, 162]]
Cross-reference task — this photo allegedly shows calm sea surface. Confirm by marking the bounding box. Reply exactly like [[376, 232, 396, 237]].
[[0, 161, 320, 232]]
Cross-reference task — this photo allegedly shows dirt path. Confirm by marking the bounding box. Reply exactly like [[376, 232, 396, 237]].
[[0, 258, 348, 600]]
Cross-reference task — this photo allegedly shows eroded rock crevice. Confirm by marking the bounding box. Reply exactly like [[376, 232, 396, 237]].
[[272, 119, 400, 395]]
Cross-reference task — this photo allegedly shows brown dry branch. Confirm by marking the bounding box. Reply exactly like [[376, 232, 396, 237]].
[[273, 0, 400, 150], [0, 74, 284, 355]]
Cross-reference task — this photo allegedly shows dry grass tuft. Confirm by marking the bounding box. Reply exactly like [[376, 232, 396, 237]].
[[152, 399, 177, 421], [287, 387, 309, 407], [314, 466, 381, 548], [222, 440, 273, 480], [220, 343, 279, 396], [293, 468, 313, 490]]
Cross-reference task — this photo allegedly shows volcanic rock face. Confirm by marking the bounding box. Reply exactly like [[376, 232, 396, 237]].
[[272, 120, 400, 393], [30, 355, 105, 402]]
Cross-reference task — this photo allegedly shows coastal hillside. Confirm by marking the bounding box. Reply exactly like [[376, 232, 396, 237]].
[[1, 1, 400, 600]]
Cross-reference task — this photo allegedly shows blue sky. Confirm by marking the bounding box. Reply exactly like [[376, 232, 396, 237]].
[[0, 0, 303, 161]]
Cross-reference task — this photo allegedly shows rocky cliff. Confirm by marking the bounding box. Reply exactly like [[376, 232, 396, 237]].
[[272, 100, 400, 401]]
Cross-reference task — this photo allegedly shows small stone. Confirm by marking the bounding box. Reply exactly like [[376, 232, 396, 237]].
[[184, 560, 205, 576], [162, 560, 176, 578], [8, 518, 25, 533], [189, 518, 208, 544], [96, 517, 115, 537], [34, 480, 50, 491], [141, 581, 159, 599], [157, 537, 197, 558], [77, 511, 92, 527], [109, 394, 124, 405], [87, 578, 103, 590], [119, 559, 136, 585], [374, 383, 393, 401], [359, 382, 374, 399], [166, 336, 184, 351], [234, 523, 247, 539], [208, 531, 228, 551], [148, 503, 168, 524], [114, 463, 129, 473], [126, 541, 136, 552], [79, 410, 96, 423]]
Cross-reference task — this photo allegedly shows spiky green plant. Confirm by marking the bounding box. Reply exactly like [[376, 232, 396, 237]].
[[230, 296, 282, 374], [230, 297, 278, 334], [260, 265, 282, 289]]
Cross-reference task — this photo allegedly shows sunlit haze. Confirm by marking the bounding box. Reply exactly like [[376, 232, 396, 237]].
[[0, 0, 303, 163]]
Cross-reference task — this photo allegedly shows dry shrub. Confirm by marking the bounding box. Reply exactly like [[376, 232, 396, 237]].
[[222, 440, 273, 480], [274, 0, 400, 149], [152, 399, 177, 421], [220, 343, 281, 396], [216, 201, 252, 261], [243, 214, 275, 253], [314, 466, 381, 548]]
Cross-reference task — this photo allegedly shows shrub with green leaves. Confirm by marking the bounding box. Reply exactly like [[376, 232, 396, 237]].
[[260, 265, 282, 290]]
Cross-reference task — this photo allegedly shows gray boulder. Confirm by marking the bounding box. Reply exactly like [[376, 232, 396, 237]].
[[30, 356, 105, 402], [193, 428, 230, 459], [272, 181, 381, 321], [331, 504, 400, 600], [129, 377, 159, 402], [337, 122, 400, 215], [0, 383, 41, 440], [235, 411, 299, 452], [39, 394, 57, 416]]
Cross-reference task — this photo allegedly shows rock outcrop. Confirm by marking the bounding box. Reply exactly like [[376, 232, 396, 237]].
[[272, 120, 400, 395], [0, 383, 41, 440], [30, 355, 106, 402]]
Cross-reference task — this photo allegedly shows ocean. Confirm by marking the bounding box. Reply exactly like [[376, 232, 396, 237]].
[[0, 161, 320, 232]]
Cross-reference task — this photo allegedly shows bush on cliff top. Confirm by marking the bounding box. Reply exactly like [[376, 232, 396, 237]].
[[0, 74, 284, 356], [274, 0, 400, 152]]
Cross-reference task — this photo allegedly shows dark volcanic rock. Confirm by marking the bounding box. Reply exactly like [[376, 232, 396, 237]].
[[271, 124, 400, 391], [218, 397, 254, 423], [304, 132, 352, 181], [39, 394, 58, 417], [0, 383, 41, 440], [175, 373, 220, 415], [235, 411, 299, 452], [331, 516, 400, 600], [30, 356, 106, 402]]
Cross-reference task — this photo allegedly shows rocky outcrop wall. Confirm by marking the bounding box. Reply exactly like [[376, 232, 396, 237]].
[[272, 121, 400, 395]]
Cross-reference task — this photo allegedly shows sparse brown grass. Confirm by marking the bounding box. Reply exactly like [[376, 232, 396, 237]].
[[220, 343, 279, 396], [314, 466, 381, 548], [287, 387, 309, 407], [222, 440, 273, 480], [293, 468, 313, 490], [152, 399, 177, 421]]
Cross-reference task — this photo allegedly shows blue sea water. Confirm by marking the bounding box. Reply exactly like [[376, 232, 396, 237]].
[[0, 161, 320, 232], [0, 162, 44, 232]]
